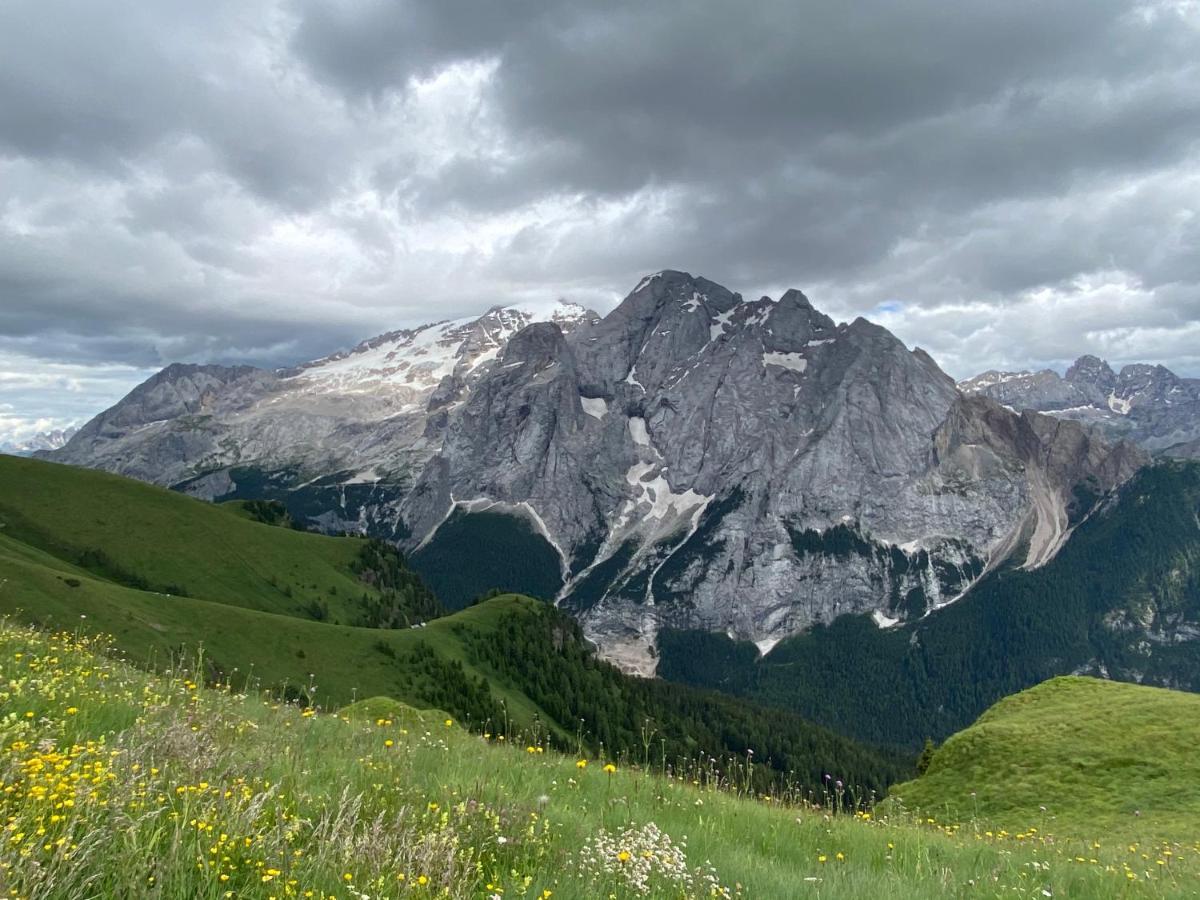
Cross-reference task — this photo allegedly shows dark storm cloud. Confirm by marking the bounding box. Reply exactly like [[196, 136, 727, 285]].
[[1, 0, 1199, 438]]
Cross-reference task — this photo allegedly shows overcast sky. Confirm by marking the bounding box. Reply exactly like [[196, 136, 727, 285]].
[[1, 0, 1199, 441]]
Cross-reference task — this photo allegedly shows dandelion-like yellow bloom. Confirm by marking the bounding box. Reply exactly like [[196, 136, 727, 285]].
[[603, 763, 616, 774], [617, 850, 631, 862], [576, 759, 587, 769]]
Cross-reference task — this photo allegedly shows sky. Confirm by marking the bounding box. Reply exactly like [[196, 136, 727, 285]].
[[1, 0, 1199, 442]]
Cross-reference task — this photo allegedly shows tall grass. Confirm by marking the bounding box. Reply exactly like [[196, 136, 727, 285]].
[[1, 620, 1197, 898]]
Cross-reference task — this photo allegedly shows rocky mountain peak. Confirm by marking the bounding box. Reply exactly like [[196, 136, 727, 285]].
[[1065, 354, 1116, 388]]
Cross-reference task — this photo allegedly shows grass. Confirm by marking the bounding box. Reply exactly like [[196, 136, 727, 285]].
[[2, 622, 1199, 898], [887, 676, 1200, 843], [0, 455, 380, 623], [0, 536, 556, 731]]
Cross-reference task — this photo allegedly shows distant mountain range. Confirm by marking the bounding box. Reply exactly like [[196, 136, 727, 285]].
[[44, 272, 1164, 675], [1, 426, 77, 456], [960, 355, 1200, 458]]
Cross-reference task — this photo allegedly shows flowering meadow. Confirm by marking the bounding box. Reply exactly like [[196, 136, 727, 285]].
[[2, 621, 1199, 898]]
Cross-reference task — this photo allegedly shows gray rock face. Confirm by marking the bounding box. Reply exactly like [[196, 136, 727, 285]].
[[401, 272, 1144, 672], [49, 271, 1147, 674], [960, 355, 1200, 457], [45, 303, 599, 533]]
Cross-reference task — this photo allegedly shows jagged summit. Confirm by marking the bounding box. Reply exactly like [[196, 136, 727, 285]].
[[961, 354, 1200, 457], [1065, 354, 1116, 386]]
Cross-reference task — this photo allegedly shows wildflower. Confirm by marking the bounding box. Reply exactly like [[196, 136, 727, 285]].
[[417, 875, 428, 886], [66, 707, 79, 715], [835, 852, 844, 861], [603, 763, 617, 774], [576, 759, 587, 769], [818, 855, 827, 863], [444, 718, 453, 727]]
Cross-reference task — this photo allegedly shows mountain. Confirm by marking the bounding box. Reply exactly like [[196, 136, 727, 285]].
[[0, 425, 77, 455], [657, 460, 1200, 747], [46, 302, 597, 536], [47, 273, 1144, 673], [960, 355, 1200, 457], [401, 272, 1141, 671]]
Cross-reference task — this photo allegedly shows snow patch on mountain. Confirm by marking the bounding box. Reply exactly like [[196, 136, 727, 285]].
[[762, 351, 808, 373], [580, 396, 608, 419]]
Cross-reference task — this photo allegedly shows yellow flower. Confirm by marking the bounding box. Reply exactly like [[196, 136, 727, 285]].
[[603, 763, 617, 774], [343, 873, 353, 882], [444, 718, 453, 727], [617, 850, 631, 863], [384, 739, 394, 748], [818, 855, 827, 863], [576, 759, 587, 769], [836, 852, 845, 861], [417, 874, 428, 886], [65, 707, 79, 715]]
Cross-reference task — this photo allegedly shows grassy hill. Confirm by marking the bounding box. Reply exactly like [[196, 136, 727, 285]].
[[3, 621, 1197, 898], [887, 676, 1200, 841], [0, 454, 439, 626], [0, 455, 905, 792]]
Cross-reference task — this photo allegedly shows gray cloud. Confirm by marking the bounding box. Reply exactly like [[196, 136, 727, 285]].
[[1, 0, 1199, 440]]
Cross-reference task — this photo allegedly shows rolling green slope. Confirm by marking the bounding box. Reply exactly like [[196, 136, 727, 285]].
[[0, 455, 438, 626], [887, 676, 1200, 840], [0, 534, 550, 729]]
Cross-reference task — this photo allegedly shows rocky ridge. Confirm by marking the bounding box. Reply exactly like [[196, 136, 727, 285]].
[[0, 426, 78, 456], [960, 355, 1200, 457]]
